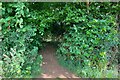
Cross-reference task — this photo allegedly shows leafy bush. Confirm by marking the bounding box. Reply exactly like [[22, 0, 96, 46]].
[[57, 3, 119, 78], [1, 3, 42, 78]]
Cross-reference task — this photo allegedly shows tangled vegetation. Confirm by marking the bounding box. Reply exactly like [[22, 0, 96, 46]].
[[56, 3, 119, 78], [0, 3, 43, 78], [0, 2, 119, 78]]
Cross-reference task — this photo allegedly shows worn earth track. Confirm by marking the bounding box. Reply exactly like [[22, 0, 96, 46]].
[[38, 43, 79, 79]]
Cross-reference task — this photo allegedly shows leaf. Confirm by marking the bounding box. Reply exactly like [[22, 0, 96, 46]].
[[100, 52, 106, 57]]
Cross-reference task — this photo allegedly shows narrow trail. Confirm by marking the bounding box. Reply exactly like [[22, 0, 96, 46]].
[[38, 43, 79, 78]]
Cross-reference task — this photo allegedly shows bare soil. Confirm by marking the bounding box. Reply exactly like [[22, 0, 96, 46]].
[[38, 43, 79, 78]]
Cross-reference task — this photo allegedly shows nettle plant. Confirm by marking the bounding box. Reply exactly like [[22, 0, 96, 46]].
[[0, 3, 42, 78]]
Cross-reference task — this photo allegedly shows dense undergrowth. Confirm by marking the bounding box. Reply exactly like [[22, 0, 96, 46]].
[[0, 2, 119, 78], [0, 3, 43, 78], [56, 3, 119, 78]]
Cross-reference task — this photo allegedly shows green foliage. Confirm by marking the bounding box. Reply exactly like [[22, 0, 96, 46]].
[[57, 2, 119, 78], [0, 2, 119, 78], [1, 3, 42, 78]]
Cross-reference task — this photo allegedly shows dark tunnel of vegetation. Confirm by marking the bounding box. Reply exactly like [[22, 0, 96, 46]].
[[0, 2, 119, 78]]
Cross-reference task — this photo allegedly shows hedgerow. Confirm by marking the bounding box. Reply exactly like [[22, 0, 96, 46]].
[[0, 3, 42, 78], [56, 3, 119, 78], [0, 2, 119, 78]]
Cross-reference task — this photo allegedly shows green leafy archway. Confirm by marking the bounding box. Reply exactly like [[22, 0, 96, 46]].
[[0, 2, 119, 78]]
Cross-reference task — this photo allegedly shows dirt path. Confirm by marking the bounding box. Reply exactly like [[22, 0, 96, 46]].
[[39, 43, 79, 78]]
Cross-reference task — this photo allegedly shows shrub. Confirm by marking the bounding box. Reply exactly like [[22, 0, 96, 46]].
[[1, 3, 42, 78], [57, 3, 119, 78]]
